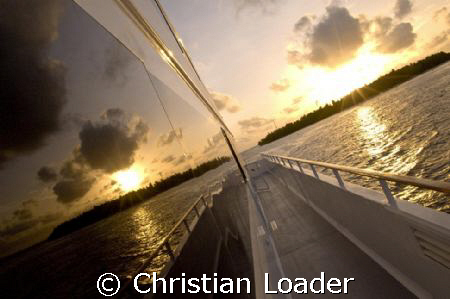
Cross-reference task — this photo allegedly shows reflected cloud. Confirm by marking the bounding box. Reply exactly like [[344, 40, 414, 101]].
[[0, 0, 66, 166], [157, 128, 182, 147], [79, 109, 148, 173]]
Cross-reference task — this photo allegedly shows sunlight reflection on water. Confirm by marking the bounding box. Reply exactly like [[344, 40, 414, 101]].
[[253, 62, 450, 212]]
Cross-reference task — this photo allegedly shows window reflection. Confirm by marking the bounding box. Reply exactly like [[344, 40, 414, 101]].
[[0, 0, 246, 297]]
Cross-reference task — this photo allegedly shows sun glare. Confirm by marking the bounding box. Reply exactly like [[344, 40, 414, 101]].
[[308, 50, 389, 104], [115, 169, 142, 192], [280, 45, 391, 113]]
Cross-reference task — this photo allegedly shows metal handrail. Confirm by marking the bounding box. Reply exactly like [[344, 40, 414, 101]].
[[119, 194, 209, 294], [262, 153, 450, 194]]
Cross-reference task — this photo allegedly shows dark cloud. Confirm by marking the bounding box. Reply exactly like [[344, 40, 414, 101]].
[[37, 166, 58, 183], [290, 5, 364, 68], [0, 0, 66, 166], [79, 110, 148, 173], [51, 110, 148, 203], [0, 219, 39, 237], [209, 91, 241, 113], [394, 0, 412, 19], [13, 208, 33, 221], [238, 117, 273, 130], [308, 6, 363, 67], [366, 16, 393, 39], [0, 205, 60, 238], [53, 149, 93, 203], [103, 43, 133, 84], [157, 128, 182, 147], [294, 16, 312, 32], [59, 149, 86, 179], [53, 178, 94, 204], [376, 23, 416, 53], [270, 79, 290, 92], [101, 108, 125, 122]]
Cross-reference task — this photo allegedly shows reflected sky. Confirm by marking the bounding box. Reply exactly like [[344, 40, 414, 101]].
[[0, 0, 232, 257]]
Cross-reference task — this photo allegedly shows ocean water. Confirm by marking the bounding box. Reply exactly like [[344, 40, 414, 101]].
[[244, 61, 450, 211], [1, 63, 448, 297]]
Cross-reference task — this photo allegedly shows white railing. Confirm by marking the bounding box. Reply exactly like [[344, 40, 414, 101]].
[[262, 153, 450, 208]]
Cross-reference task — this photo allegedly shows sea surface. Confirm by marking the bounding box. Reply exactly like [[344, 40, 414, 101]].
[[244, 61, 450, 212], [1, 62, 449, 297]]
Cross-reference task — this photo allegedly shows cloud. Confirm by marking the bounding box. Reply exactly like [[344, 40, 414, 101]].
[[365, 16, 393, 38], [209, 91, 241, 113], [294, 16, 312, 32], [292, 97, 303, 105], [0, 219, 39, 237], [101, 108, 125, 122], [376, 22, 416, 53], [53, 178, 94, 204], [78, 109, 148, 173], [232, 0, 283, 15], [394, 0, 412, 19], [287, 50, 304, 67], [283, 106, 299, 114], [290, 5, 364, 68], [50, 109, 148, 203], [426, 31, 449, 49], [433, 7, 450, 26], [37, 166, 58, 183], [13, 208, 33, 221], [270, 79, 290, 92], [203, 132, 224, 154], [282, 97, 303, 114], [173, 154, 193, 166], [238, 117, 273, 130], [157, 128, 182, 147], [162, 155, 175, 163], [52, 148, 94, 203], [0, 0, 66, 166], [103, 43, 133, 84]]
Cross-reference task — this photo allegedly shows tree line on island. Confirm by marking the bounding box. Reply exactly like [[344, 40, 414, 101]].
[[259, 52, 450, 146], [48, 156, 231, 240]]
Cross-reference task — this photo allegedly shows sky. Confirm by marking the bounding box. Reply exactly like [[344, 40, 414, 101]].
[[0, 0, 230, 255], [162, 0, 450, 148]]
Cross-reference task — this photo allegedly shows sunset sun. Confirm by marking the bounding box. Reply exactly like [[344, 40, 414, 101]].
[[115, 169, 142, 192]]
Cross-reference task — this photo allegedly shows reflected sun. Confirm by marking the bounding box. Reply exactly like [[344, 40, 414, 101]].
[[115, 169, 142, 192]]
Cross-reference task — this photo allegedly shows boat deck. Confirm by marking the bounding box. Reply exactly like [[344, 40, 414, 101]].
[[252, 171, 415, 298]]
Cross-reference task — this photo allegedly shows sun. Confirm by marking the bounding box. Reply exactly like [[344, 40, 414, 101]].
[[114, 169, 142, 192]]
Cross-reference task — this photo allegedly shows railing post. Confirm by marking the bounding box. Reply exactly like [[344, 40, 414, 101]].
[[183, 219, 191, 233], [287, 159, 294, 169], [296, 161, 304, 174], [201, 196, 208, 208], [193, 205, 200, 217], [379, 179, 398, 208], [310, 164, 320, 180], [332, 169, 346, 189], [164, 241, 175, 260]]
